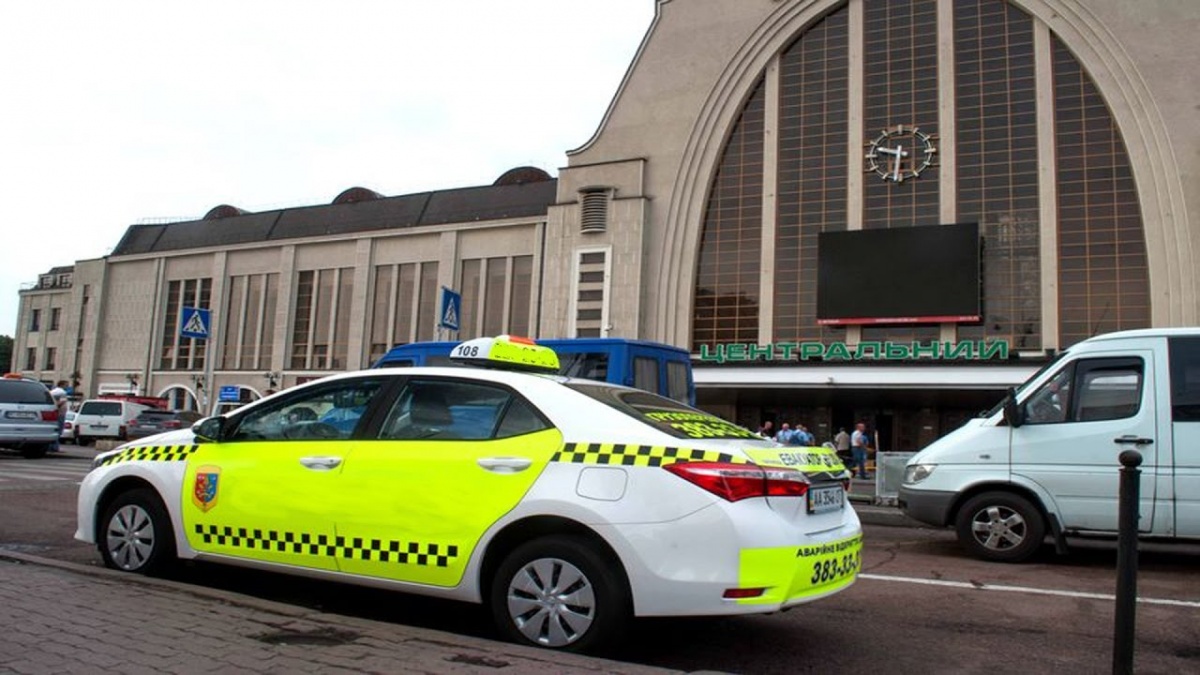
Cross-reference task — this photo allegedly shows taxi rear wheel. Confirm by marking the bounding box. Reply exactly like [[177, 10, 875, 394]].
[[99, 488, 176, 575], [490, 536, 629, 652]]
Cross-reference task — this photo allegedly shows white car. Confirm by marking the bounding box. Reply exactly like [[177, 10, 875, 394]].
[[77, 336, 861, 651], [60, 411, 77, 444], [73, 399, 151, 445]]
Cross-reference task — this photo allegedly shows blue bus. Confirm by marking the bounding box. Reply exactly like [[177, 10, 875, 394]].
[[373, 337, 696, 406]]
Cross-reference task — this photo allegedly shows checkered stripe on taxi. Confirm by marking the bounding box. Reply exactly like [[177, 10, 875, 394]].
[[551, 442, 750, 468], [96, 444, 199, 467], [193, 525, 459, 567]]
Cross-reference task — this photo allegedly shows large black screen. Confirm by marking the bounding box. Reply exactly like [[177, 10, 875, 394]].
[[816, 223, 981, 325]]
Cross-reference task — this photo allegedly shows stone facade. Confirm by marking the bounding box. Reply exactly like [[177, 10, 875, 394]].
[[12, 0, 1199, 446]]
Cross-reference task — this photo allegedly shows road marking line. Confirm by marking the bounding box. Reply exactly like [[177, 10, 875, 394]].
[[0, 465, 90, 474], [858, 573, 1200, 608], [0, 473, 81, 482]]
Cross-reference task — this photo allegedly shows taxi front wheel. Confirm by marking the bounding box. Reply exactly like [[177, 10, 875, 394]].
[[99, 488, 176, 575], [490, 535, 630, 652]]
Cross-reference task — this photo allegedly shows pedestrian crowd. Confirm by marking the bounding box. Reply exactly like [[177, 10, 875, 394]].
[[756, 419, 872, 479]]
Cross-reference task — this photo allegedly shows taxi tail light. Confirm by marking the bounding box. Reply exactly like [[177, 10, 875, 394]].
[[664, 462, 809, 502], [40, 410, 58, 422]]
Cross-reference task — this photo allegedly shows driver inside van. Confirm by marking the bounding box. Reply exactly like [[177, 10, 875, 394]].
[[1027, 369, 1072, 424]]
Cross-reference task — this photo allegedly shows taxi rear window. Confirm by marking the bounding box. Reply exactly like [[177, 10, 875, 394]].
[[564, 383, 758, 440]]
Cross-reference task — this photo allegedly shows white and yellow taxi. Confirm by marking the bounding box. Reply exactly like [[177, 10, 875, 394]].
[[77, 336, 862, 651]]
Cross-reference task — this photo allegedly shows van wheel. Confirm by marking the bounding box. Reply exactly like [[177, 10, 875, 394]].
[[98, 488, 176, 575], [77, 436, 92, 447], [490, 535, 629, 652], [955, 492, 1045, 563]]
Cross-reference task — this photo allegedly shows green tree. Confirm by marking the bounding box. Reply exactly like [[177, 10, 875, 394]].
[[0, 335, 11, 373]]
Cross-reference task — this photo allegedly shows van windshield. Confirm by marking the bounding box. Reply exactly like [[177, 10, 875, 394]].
[[982, 350, 1070, 418]]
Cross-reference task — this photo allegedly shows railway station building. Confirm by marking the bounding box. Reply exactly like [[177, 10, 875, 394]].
[[15, 0, 1200, 451]]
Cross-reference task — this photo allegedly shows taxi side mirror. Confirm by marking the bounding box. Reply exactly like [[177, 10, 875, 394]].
[[193, 417, 226, 443], [1002, 388, 1025, 428]]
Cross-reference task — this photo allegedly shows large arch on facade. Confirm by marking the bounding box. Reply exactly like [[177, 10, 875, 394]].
[[659, 0, 1193, 347]]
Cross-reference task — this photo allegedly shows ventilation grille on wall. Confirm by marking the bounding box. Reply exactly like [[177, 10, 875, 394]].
[[579, 189, 611, 233]]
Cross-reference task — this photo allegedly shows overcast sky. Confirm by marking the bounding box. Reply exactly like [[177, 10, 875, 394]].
[[0, 1, 655, 336]]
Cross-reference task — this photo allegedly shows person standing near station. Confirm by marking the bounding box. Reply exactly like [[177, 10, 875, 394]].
[[850, 422, 871, 479], [776, 422, 794, 445], [794, 424, 814, 446], [834, 427, 851, 461], [49, 380, 70, 451], [758, 420, 776, 440]]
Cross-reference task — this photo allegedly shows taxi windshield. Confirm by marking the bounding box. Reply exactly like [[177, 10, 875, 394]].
[[564, 382, 759, 440]]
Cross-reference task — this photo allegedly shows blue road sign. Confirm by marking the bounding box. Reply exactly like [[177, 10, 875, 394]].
[[180, 307, 211, 340], [439, 287, 461, 331], [219, 385, 240, 402]]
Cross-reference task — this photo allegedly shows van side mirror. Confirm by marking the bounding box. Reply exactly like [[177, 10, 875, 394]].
[[1002, 388, 1025, 428], [193, 417, 226, 443]]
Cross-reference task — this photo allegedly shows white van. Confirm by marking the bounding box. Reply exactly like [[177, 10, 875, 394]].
[[73, 399, 151, 445], [900, 328, 1200, 562]]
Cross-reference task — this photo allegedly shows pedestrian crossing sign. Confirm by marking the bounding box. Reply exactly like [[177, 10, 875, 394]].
[[180, 307, 211, 340], [439, 287, 461, 332]]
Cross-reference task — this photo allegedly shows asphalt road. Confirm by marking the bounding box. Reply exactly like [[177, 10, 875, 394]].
[[3, 445, 1199, 674]]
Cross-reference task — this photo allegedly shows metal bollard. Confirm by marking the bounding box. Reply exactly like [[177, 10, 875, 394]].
[[1112, 449, 1142, 675]]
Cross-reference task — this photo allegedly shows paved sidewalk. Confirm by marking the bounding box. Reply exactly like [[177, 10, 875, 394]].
[[0, 552, 682, 675]]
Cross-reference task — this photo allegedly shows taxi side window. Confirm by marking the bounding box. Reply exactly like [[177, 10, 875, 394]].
[[228, 379, 385, 442], [495, 398, 551, 438], [379, 379, 549, 441]]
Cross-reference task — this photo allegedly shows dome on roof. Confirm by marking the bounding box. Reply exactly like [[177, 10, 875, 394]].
[[203, 204, 249, 220], [333, 187, 385, 205], [493, 166, 552, 186]]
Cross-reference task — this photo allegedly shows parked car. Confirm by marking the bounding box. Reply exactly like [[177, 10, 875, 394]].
[[0, 375, 59, 458], [901, 328, 1200, 562], [73, 399, 151, 445], [126, 409, 203, 441], [60, 411, 77, 444], [79, 335, 861, 652]]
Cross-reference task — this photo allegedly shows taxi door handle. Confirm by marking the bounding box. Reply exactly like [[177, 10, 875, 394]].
[[477, 457, 532, 473], [300, 456, 343, 471]]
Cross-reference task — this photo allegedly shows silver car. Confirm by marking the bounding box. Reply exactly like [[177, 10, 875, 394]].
[[0, 377, 59, 458]]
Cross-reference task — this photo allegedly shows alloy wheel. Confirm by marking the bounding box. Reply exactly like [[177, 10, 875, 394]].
[[970, 504, 1027, 551], [506, 557, 597, 648], [106, 504, 156, 571]]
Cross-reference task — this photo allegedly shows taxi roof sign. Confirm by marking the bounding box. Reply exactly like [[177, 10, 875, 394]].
[[449, 335, 560, 374]]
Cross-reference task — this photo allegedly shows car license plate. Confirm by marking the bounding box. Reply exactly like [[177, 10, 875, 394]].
[[90, 424, 108, 429], [807, 484, 844, 514], [5, 411, 37, 420]]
